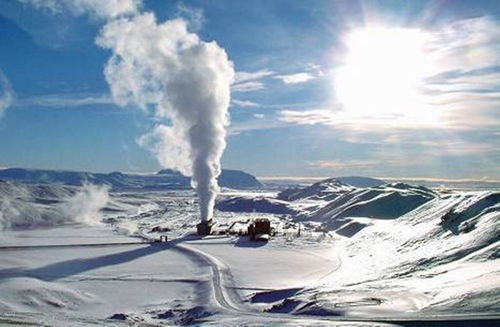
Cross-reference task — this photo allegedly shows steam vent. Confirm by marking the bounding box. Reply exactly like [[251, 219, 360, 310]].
[[196, 220, 213, 236]]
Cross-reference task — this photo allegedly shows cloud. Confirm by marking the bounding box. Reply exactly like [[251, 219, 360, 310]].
[[0, 69, 14, 119], [19, 0, 141, 19], [406, 140, 498, 156], [231, 99, 259, 107], [275, 72, 315, 84], [280, 109, 349, 126], [428, 17, 500, 73], [15, 93, 113, 108], [253, 113, 265, 119], [234, 69, 274, 83], [308, 159, 381, 169], [232, 69, 274, 93], [228, 117, 288, 135], [175, 2, 205, 31], [232, 68, 319, 91], [232, 81, 265, 92], [380, 176, 500, 184], [311, 16, 500, 134]]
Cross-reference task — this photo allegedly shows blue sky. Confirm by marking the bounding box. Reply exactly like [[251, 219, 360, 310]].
[[0, 0, 499, 180]]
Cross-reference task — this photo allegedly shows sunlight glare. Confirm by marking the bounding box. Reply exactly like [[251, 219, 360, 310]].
[[335, 26, 436, 124]]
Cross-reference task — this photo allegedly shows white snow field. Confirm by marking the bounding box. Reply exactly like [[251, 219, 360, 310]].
[[0, 179, 499, 326]]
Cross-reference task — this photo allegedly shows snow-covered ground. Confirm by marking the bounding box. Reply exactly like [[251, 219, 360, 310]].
[[0, 179, 499, 326]]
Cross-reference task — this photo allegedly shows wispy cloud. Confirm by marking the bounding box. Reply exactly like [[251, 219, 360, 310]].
[[0, 69, 14, 118], [275, 72, 315, 84], [231, 99, 259, 107], [232, 69, 274, 93], [287, 16, 500, 135], [175, 2, 204, 31], [228, 117, 288, 135], [379, 176, 500, 184], [281, 17, 500, 133], [15, 93, 113, 108], [280, 109, 334, 125], [308, 159, 381, 169], [19, 0, 141, 19], [234, 69, 274, 83], [232, 81, 266, 92], [232, 66, 321, 91]]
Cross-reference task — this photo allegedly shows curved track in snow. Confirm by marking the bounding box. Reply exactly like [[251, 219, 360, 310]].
[[172, 239, 500, 326], [175, 243, 249, 313], [1, 238, 498, 326]]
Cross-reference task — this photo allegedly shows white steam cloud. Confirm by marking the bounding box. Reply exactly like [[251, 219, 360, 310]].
[[21, 1, 235, 222], [96, 12, 234, 222], [59, 183, 109, 226], [0, 69, 14, 119], [0, 182, 109, 230]]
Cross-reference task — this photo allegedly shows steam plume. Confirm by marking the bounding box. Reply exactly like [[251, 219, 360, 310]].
[[96, 13, 234, 222], [0, 182, 108, 230], [20, 1, 234, 222]]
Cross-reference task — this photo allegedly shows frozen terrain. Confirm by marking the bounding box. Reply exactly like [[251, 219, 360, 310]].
[[0, 177, 499, 326]]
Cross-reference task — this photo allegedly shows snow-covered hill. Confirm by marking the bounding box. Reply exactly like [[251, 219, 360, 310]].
[[269, 190, 500, 316], [277, 178, 355, 201], [302, 183, 437, 223], [0, 179, 498, 325]]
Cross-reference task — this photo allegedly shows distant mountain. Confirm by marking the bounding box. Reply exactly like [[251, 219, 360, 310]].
[[217, 169, 262, 189], [336, 176, 385, 188], [0, 168, 262, 190], [216, 196, 297, 215]]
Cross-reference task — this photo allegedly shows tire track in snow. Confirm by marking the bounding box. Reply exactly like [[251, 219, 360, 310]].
[[171, 240, 500, 326], [172, 240, 352, 325], [174, 242, 249, 314]]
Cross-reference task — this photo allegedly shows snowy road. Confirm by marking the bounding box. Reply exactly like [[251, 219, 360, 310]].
[[172, 240, 500, 326]]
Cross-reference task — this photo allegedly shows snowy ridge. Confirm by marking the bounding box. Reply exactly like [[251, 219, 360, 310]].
[[211, 179, 499, 317], [268, 190, 500, 316], [303, 183, 437, 223], [278, 178, 356, 201]]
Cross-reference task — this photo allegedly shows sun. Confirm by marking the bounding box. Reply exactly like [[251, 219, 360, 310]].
[[335, 26, 434, 122]]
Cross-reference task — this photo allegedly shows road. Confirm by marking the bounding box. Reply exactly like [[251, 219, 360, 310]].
[[173, 238, 500, 326], [1, 237, 499, 326]]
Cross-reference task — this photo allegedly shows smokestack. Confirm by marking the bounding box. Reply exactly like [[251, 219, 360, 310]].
[[96, 13, 234, 225]]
